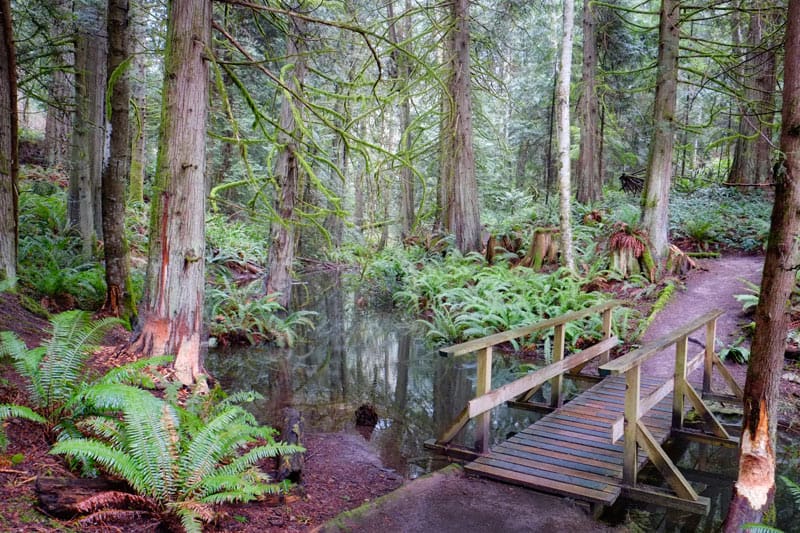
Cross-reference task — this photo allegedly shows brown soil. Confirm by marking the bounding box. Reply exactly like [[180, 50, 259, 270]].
[[0, 293, 402, 532], [1, 253, 798, 532]]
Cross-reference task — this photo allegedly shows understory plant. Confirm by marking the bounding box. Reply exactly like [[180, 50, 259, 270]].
[[0, 310, 170, 447], [205, 278, 316, 347], [392, 251, 610, 348], [51, 383, 303, 532]]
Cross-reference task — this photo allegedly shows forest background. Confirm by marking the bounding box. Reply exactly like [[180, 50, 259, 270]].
[[0, 0, 797, 531]]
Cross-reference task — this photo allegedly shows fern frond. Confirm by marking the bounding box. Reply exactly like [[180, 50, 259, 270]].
[[97, 355, 173, 387], [0, 404, 48, 449], [51, 439, 146, 493]]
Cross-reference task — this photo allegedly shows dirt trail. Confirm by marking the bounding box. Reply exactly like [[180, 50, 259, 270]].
[[640, 254, 764, 383]]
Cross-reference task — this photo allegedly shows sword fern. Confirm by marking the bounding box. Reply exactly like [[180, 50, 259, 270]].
[[52, 384, 303, 532]]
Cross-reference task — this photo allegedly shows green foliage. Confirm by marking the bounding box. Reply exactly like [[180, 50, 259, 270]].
[[51, 384, 303, 532], [205, 278, 316, 347], [719, 338, 750, 364], [16, 188, 108, 309], [391, 251, 609, 348], [0, 311, 170, 447], [734, 279, 761, 313], [206, 214, 268, 266], [670, 187, 772, 252]]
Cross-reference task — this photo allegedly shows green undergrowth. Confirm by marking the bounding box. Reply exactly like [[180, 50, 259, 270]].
[[370, 249, 617, 349]]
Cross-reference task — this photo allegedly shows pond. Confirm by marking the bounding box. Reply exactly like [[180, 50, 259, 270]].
[[206, 270, 538, 479], [206, 270, 800, 530]]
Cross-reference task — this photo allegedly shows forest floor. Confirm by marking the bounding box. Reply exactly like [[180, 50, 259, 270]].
[[1, 253, 798, 532]]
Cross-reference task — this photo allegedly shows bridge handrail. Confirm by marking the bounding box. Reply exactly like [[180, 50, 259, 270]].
[[599, 308, 724, 375], [439, 300, 622, 357], [430, 299, 622, 454]]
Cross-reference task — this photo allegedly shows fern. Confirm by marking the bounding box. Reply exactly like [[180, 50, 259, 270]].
[[0, 311, 168, 448], [52, 383, 303, 530]]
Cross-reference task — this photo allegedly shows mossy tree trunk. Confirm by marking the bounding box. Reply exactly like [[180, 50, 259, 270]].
[[132, 0, 211, 387], [728, 4, 779, 186], [0, 0, 17, 284], [128, 1, 148, 205], [576, 0, 602, 204], [69, 2, 107, 258], [438, 0, 481, 254], [44, 0, 72, 170], [640, 0, 679, 265], [724, 1, 800, 528], [101, 0, 135, 322], [265, 15, 307, 308], [556, 0, 576, 272]]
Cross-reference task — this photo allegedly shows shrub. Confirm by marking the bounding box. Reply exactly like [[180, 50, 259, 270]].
[[205, 278, 315, 347], [51, 384, 303, 532], [0, 311, 169, 447]]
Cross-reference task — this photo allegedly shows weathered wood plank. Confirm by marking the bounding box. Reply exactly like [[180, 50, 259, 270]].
[[502, 440, 623, 470], [440, 300, 621, 357], [467, 336, 619, 418], [610, 351, 704, 442], [635, 421, 698, 501], [504, 439, 622, 466], [600, 309, 724, 374], [623, 366, 640, 485], [465, 462, 619, 505], [623, 485, 710, 515], [492, 446, 621, 477], [470, 456, 616, 494]]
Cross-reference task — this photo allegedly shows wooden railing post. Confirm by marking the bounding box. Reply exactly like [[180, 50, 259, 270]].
[[703, 318, 717, 395], [550, 324, 565, 408], [475, 346, 493, 453], [672, 335, 688, 429], [600, 307, 613, 365], [623, 365, 640, 486]]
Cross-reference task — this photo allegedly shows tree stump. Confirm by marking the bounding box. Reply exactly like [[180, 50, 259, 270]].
[[277, 407, 304, 483], [520, 227, 559, 270]]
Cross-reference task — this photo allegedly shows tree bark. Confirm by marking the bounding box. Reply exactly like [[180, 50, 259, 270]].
[[389, 0, 415, 237], [69, 3, 107, 258], [44, 0, 73, 170], [728, 5, 779, 185], [556, 0, 575, 272], [132, 0, 211, 387], [723, 1, 800, 529], [0, 0, 17, 285], [265, 15, 307, 308], [439, 0, 481, 253], [128, 0, 148, 204], [576, 0, 602, 204], [640, 0, 679, 264], [102, 0, 135, 322]]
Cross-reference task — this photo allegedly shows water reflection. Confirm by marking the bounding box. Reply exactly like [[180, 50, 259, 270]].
[[206, 270, 534, 479]]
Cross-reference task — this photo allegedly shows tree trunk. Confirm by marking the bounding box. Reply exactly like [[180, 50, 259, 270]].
[[640, 0, 679, 264], [723, 1, 800, 528], [0, 0, 17, 284], [389, 0, 415, 237], [265, 16, 307, 308], [576, 0, 602, 204], [44, 0, 72, 170], [556, 0, 575, 272], [128, 0, 148, 204], [132, 0, 211, 387], [102, 0, 135, 322], [439, 0, 481, 253], [69, 4, 107, 258], [728, 5, 779, 186]]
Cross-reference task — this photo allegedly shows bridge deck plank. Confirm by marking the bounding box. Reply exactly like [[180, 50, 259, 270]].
[[464, 374, 674, 506]]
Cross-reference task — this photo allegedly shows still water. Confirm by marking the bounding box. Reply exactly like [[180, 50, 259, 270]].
[[206, 270, 800, 530], [206, 270, 537, 479]]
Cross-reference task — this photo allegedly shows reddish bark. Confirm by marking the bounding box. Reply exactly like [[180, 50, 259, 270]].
[[724, 1, 800, 528]]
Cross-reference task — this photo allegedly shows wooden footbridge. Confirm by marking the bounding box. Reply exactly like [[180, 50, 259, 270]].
[[425, 301, 742, 515]]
